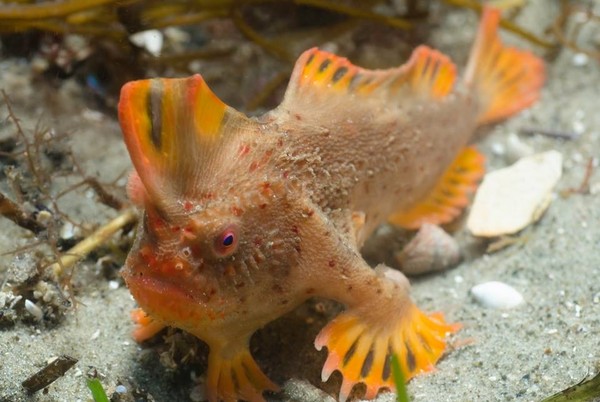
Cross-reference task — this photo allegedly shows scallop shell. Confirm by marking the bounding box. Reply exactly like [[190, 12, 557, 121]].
[[395, 223, 461, 275]]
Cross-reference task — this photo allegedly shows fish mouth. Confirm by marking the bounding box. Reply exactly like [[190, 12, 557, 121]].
[[122, 269, 223, 327]]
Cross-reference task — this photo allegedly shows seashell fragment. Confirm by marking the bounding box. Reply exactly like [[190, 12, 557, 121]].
[[467, 150, 563, 237], [129, 30, 164, 57], [395, 223, 461, 275], [470, 281, 524, 309]]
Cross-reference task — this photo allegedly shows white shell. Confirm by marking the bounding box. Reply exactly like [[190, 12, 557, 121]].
[[470, 281, 524, 309], [25, 299, 44, 321], [467, 151, 563, 237], [129, 30, 164, 57]]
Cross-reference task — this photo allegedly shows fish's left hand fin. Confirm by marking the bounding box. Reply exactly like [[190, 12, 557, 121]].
[[316, 302, 459, 402], [389, 146, 485, 229], [205, 342, 279, 402]]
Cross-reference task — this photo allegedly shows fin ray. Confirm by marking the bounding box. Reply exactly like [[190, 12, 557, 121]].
[[465, 7, 545, 124], [389, 146, 485, 229], [278, 45, 457, 117], [119, 75, 247, 212], [315, 302, 460, 401]]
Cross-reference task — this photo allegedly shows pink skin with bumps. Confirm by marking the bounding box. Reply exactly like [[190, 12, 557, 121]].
[[119, 7, 544, 402]]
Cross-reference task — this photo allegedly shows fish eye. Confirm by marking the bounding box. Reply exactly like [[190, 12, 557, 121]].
[[214, 225, 238, 257]]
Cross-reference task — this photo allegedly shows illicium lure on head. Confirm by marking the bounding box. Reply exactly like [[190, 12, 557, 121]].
[[118, 6, 544, 402]]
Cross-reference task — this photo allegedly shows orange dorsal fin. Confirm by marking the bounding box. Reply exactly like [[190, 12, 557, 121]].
[[279, 46, 456, 111], [119, 75, 248, 212], [389, 146, 485, 229], [465, 7, 545, 125]]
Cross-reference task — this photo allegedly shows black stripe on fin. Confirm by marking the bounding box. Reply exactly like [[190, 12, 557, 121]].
[[147, 79, 163, 150]]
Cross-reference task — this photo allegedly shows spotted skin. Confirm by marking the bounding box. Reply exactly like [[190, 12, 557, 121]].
[[119, 7, 544, 402]]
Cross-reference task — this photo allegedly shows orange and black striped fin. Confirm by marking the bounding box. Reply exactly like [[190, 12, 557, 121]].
[[118, 75, 246, 210], [315, 303, 460, 402], [465, 7, 545, 125], [279, 46, 456, 111], [389, 146, 485, 229]]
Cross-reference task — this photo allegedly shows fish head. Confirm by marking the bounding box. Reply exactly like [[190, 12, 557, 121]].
[[118, 75, 304, 333]]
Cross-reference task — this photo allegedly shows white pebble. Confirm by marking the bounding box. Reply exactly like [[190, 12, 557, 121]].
[[572, 53, 589, 67], [108, 280, 120, 290], [572, 120, 586, 135], [470, 281, 524, 309], [60, 222, 75, 239], [25, 299, 43, 320], [129, 30, 163, 57], [115, 385, 127, 394], [90, 329, 101, 340], [490, 142, 505, 156], [504, 132, 534, 163]]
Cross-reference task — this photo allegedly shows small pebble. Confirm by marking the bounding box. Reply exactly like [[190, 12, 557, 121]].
[[115, 384, 127, 394], [36, 210, 53, 225], [572, 120, 586, 135], [25, 299, 44, 321], [470, 281, 524, 309], [572, 53, 589, 67], [60, 222, 75, 239], [504, 132, 534, 163], [90, 329, 101, 340], [129, 30, 164, 57], [108, 280, 120, 290]]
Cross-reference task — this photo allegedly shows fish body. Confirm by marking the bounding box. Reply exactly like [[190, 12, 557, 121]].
[[119, 7, 543, 402]]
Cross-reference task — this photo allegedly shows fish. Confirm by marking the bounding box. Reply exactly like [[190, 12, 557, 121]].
[[118, 6, 544, 402]]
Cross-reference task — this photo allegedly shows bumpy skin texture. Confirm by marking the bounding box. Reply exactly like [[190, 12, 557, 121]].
[[119, 7, 544, 402]]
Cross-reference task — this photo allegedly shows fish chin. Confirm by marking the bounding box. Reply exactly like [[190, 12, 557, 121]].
[[122, 264, 223, 331]]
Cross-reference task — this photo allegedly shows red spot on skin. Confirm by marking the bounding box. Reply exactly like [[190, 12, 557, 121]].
[[259, 203, 267, 209], [328, 260, 336, 267], [249, 161, 259, 172], [253, 237, 263, 246], [277, 138, 284, 147], [260, 182, 272, 196], [171, 226, 180, 233], [239, 144, 250, 156], [294, 114, 302, 120], [291, 225, 299, 234], [282, 171, 289, 179], [183, 201, 194, 212], [231, 206, 243, 216], [262, 149, 273, 160]]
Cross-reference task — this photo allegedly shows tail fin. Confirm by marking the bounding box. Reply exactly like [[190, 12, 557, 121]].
[[464, 7, 545, 125]]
